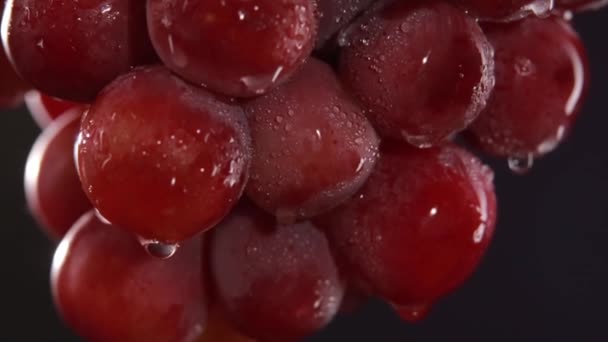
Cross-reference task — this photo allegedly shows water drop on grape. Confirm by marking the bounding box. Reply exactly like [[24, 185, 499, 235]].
[[138, 238, 180, 259], [508, 154, 534, 175]]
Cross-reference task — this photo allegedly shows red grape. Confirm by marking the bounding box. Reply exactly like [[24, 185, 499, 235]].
[[315, 0, 375, 49], [147, 0, 317, 97], [209, 203, 344, 341], [468, 17, 588, 161], [2, 0, 156, 102], [25, 90, 82, 128], [0, 0, 29, 109], [555, 0, 608, 11], [339, 0, 495, 147], [244, 58, 379, 221], [25, 109, 91, 239], [317, 143, 496, 310], [449, 0, 553, 21], [52, 211, 208, 342], [77, 66, 251, 244]]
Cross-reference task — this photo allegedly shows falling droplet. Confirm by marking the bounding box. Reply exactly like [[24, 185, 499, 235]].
[[394, 303, 432, 323], [508, 154, 534, 175], [138, 237, 179, 259]]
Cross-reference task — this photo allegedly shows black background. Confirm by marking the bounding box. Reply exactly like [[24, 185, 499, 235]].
[[2, 10, 608, 342]]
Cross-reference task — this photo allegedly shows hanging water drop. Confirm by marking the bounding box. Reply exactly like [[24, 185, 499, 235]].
[[138, 238, 179, 259], [508, 154, 534, 175]]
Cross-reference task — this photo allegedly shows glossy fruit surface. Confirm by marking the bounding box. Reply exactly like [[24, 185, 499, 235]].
[[77, 66, 251, 243], [0, 0, 29, 108], [25, 90, 82, 128], [315, 0, 375, 48], [468, 17, 588, 159], [147, 0, 317, 97], [449, 0, 553, 21], [339, 0, 494, 147], [25, 109, 91, 239], [318, 143, 496, 307], [52, 211, 208, 342], [245, 58, 379, 221], [210, 203, 344, 341], [2, 0, 156, 102]]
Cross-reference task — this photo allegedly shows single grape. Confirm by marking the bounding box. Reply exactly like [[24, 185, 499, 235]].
[[25, 109, 91, 239], [555, 0, 608, 11], [339, 0, 495, 147], [147, 0, 317, 97], [2, 0, 156, 102], [209, 203, 345, 341], [0, 0, 29, 108], [317, 143, 497, 312], [467, 17, 588, 160], [315, 0, 375, 49], [77, 66, 251, 244], [449, 0, 553, 21], [244, 58, 379, 221], [25, 90, 82, 128], [52, 211, 208, 342]]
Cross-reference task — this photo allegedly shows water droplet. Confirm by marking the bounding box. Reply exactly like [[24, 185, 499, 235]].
[[100, 3, 112, 14], [508, 154, 534, 175], [514, 57, 536, 76], [140, 239, 179, 259]]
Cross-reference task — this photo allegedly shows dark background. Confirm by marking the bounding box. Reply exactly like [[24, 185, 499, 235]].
[[2, 10, 608, 342]]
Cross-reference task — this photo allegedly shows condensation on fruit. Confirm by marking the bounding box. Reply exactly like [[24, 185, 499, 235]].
[[210, 203, 345, 341], [339, 0, 495, 147], [315, 0, 375, 48], [468, 16, 589, 161], [318, 143, 497, 310], [245, 58, 379, 221], [147, 0, 318, 97], [1, 0, 156, 102], [77, 66, 252, 244]]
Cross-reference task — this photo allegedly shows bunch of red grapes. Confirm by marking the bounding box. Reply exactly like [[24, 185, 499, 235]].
[[0, 0, 601, 340]]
